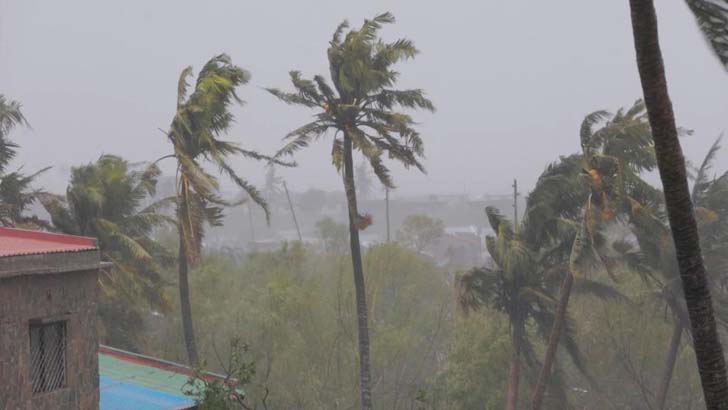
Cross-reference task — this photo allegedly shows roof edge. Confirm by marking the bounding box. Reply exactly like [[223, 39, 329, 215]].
[[99, 345, 228, 382], [0, 227, 97, 246], [0, 250, 102, 279]]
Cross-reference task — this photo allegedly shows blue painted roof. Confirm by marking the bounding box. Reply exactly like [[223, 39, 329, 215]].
[[100, 375, 193, 410], [99, 347, 196, 410]]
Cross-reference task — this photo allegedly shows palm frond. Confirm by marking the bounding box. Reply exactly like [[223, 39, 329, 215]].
[[579, 110, 611, 154], [573, 279, 629, 302], [177, 66, 194, 108], [0, 95, 29, 172], [519, 287, 557, 308], [692, 134, 723, 204], [455, 266, 500, 315], [685, 0, 728, 70], [331, 20, 350, 45], [216, 159, 270, 223], [97, 219, 153, 262]]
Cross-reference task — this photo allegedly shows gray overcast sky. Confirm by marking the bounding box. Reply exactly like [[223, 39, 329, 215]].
[[1, 0, 726, 197]]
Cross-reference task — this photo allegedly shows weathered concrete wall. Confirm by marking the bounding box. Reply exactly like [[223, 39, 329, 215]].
[[0, 269, 99, 410]]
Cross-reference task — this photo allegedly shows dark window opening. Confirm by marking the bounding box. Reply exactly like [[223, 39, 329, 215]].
[[29, 321, 66, 394]]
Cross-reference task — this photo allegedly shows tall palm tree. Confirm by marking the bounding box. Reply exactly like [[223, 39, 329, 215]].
[[267, 13, 434, 410], [163, 54, 284, 366], [42, 155, 174, 349], [530, 102, 660, 409], [628, 1, 728, 407], [457, 207, 615, 410]]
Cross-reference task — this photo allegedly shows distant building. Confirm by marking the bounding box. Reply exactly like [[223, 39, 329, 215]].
[[433, 226, 487, 269], [0, 228, 103, 410]]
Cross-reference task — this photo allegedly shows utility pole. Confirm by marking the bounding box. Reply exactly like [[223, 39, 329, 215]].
[[282, 181, 302, 242], [513, 179, 520, 232], [385, 187, 391, 242]]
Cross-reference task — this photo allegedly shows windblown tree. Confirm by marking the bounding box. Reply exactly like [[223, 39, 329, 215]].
[[0, 95, 49, 228], [529, 102, 662, 409], [628, 0, 728, 407], [457, 206, 619, 410], [527, 101, 728, 409], [162, 54, 286, 366], [267, 13, 434, 410], [41, 155, 173, 349]]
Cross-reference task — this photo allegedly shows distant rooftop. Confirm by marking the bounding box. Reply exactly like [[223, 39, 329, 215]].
[[99, 346, 196, 410], [0, 227, 97, 257]]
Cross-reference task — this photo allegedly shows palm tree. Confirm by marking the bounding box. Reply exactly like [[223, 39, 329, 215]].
[[0, 95, 52, 228], [0, 95, 28, 172], [162, 54, 285, 366], [42, 155, 174, 349], [266, 13, 434, 410], [530, 102, 661, 409], [628, 1, 728, 407], [457, 207, 614, 410], [0, 168, 51, 228]]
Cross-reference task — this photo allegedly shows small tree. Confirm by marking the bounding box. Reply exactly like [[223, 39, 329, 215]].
[[316, 216, 349, 254], [396, 214, 445, 252], [183, 338, 261, 410]]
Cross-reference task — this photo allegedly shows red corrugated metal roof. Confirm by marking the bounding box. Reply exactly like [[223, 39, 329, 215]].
[[0, 227, 98, 257]]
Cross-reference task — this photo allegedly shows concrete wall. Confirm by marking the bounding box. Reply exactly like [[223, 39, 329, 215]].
[[0, 269, 99, 410]]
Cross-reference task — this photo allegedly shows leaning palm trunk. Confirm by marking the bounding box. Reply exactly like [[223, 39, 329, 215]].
[[178, 230, 199, 367], [629, 0, 728, 407], [531, 272, 574, 410], [506, 314, 524, 410], [342, 133, 373, 410], [656, 320, 684, 409]]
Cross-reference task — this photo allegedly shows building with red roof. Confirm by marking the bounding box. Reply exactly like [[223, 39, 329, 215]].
[[0, 227, 103, 410]]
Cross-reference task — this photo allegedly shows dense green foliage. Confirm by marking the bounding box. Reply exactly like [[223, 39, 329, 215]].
[[148, 242, 452, 410]]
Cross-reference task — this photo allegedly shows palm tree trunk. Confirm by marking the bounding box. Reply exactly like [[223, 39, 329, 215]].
[[342, 133, 373, 410], [506, 315, 523, 410], [628, 1, 728, 408], [656, 320, 684, 410], [178, 232, 199, 367], [531, 272, 574, 410]]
